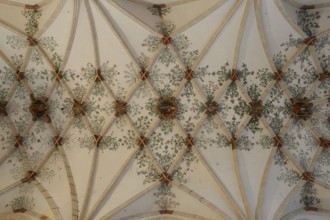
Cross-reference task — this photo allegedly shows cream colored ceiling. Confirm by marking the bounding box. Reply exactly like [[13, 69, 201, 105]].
[[0, 0, 329, 220]]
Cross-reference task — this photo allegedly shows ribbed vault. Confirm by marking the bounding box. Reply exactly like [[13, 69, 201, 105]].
[[0, 0, 329, 220]]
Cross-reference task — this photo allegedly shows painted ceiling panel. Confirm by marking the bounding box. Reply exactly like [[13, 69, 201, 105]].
[[0, 0, 329, 220]]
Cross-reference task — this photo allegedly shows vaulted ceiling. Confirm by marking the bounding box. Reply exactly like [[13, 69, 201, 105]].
[[0, 0, 329, 220]]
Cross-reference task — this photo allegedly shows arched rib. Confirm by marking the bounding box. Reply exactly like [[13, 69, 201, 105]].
[[274, 0, 306, 38], [173, 182, 230, 220], [255, 147, 277, 220], [0, 49, 16, 70], [232, 0, 252, 68], [0, 147, 16, 166], [58, 145, 79, 220], [35, 0, 66, 38], [98, 182, 160, 220], [109, 0, 159, 35], [0, 180, 22, 195], [95, 0, 148, 69], [85, 147, 139, 220], [232, 144, 253, 220], [0, 18, 25, 36], [58, 0, 81, 72], [191, 0, 241, 71], [192, 145, 246, 220], [173, 0, 232, 37], [33, 179, 62, 220], [78, 146, 99, 220], [254, 0, 277, 72], [272, 180, 304, 220], [255, 115, 294, 220], [85, 0, 101, 67]]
